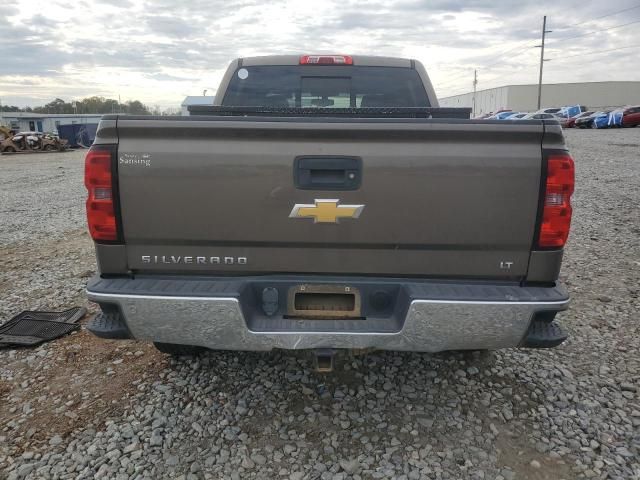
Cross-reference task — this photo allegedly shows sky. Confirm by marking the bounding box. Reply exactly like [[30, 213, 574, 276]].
[[1, 0, 639, 108]]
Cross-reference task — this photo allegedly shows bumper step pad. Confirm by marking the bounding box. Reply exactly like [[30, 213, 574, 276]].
[[0, 307, 86, 348], [87, 312, 132, 339], [522, 320, 568, 348]]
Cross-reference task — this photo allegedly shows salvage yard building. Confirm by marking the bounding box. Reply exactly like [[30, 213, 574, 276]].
[[0, 112, 103, 134]]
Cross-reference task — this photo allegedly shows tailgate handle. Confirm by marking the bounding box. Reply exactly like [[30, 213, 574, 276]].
[[294, 156, 362, 190]]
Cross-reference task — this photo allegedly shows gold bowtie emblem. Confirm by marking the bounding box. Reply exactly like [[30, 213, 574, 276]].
[[289, 199, 365, 223]]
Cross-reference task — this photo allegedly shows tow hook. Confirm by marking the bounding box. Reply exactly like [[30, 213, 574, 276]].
[[313, 349, 336, 373]]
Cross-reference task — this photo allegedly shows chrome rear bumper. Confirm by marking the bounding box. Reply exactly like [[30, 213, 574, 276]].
[[87, 276, 569, 352]]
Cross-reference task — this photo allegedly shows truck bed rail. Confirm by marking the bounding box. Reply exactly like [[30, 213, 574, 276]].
[[187, 106, 472, 119]]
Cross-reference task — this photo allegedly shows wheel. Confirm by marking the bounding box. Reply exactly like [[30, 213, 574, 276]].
[[4, 146, 16, 152], [154, 342, 205, 356], [44, 144, 54, 151], [590, 121, 598, 129]]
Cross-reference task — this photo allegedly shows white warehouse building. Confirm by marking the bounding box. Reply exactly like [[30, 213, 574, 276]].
[[438, 81, 640, 116]]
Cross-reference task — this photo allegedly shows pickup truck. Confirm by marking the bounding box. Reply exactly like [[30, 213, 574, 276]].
[[85, 54, 574, 368]]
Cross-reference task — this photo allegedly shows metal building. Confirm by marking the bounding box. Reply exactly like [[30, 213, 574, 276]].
[[0, 112, 103, 134], [438, 81, 640, 116]]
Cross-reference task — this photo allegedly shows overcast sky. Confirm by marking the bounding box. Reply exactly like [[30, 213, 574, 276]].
[[2, 0, 639, 108]]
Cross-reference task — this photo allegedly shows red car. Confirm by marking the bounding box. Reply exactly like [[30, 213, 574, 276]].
[[622, 106, 640, 127], [562, 111, 593, 128]]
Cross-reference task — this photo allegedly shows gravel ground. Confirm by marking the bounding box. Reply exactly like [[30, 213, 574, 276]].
[[1, 129, 639, 480]]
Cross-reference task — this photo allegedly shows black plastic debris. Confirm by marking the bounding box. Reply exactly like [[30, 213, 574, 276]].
[[0, 307, 86, 348]]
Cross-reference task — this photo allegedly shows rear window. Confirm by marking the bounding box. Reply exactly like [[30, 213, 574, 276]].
[[222, 65, 430, 108]]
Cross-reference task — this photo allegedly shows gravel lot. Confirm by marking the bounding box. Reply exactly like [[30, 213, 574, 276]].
[[1, 129, 639, 480]]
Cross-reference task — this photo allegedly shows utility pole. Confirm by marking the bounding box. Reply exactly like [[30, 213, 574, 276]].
[[472, 69, 478, 117], [536, 16, 552, 110]]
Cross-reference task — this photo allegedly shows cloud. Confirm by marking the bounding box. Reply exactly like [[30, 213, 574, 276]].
[[0, 0, 639, 106], [145, 15, 196, 38]]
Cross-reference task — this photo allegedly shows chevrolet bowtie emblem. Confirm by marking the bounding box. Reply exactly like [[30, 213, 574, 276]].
[[289, 199, 365, 223]]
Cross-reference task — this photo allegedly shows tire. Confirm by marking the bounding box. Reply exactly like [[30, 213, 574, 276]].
[[4, 146, 16, 152], [154, 342, 205, 356], [44, 144, 54, 151]]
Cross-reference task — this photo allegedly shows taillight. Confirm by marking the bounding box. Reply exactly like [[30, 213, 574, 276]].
[[85, 145, 119, 241], [537, 152, 575, 248], [300, 55, 353, 65]]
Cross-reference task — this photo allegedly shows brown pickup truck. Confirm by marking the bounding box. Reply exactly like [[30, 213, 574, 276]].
[[85, 55, 574, 368]]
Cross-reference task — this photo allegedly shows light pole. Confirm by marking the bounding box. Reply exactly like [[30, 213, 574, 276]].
[[536, 16, 552, 110], [472, 69, 477, 117]]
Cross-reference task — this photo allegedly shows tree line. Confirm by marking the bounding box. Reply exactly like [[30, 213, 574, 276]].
[[0, 96, 176, 115]]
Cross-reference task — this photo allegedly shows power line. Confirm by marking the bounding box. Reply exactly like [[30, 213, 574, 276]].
[[439, 5, 640, 87], [437, 44, 537, 88], [548, 43, 640, 61], [551, 18, 640, 42], [439, 68, 537, 98], [478, 42, 536, 67], [437, 38, 539, 86], [437, 69, 475, 85], [482, 44, 539, 69], [440, 7, 640, 96], [556, 3, 640, 30]]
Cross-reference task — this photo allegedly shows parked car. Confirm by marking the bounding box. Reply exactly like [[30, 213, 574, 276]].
[[519, 112, 562, 120], [562, 111, 594, 128], [591, 110, 624, 129], [622, 105, 640, 127], [486, 111, 514, 120], [559, 105, 583, 118], [575, 111, 609, 129], [536, 107, 562, 115], [504, 112, 527, 120], [0, 132, 67, 153]]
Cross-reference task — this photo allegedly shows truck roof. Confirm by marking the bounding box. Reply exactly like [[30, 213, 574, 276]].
[[239, 55, 413, 68]]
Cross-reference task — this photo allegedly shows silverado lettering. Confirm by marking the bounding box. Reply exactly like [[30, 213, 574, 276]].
[[141, 255, 248, 265]]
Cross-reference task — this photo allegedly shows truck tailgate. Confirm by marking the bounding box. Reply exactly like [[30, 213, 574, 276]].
[[115, 118, 545, 279]]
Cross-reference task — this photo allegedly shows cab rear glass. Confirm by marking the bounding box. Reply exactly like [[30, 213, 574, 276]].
[[222, 65, 430, 108]]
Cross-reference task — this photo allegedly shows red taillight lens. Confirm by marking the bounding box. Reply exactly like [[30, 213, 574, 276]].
[[300, 55, 353, 65], [537, 153, 575, 248], [85, 145, 118, 241]]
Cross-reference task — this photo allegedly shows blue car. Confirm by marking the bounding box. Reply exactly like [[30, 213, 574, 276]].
[[593, 110, 623, 129], [486, 111, 515, 120], [560, 105, 582, 118]]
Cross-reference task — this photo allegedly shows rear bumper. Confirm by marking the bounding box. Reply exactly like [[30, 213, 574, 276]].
[[86, 275, 569, 352]]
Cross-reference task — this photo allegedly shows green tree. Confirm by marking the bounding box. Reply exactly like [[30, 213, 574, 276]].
[[24, 96, 154, 115], [0, 105, 22, 112], [34, 98, 72, 114], [124, 100, 150, 115]]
